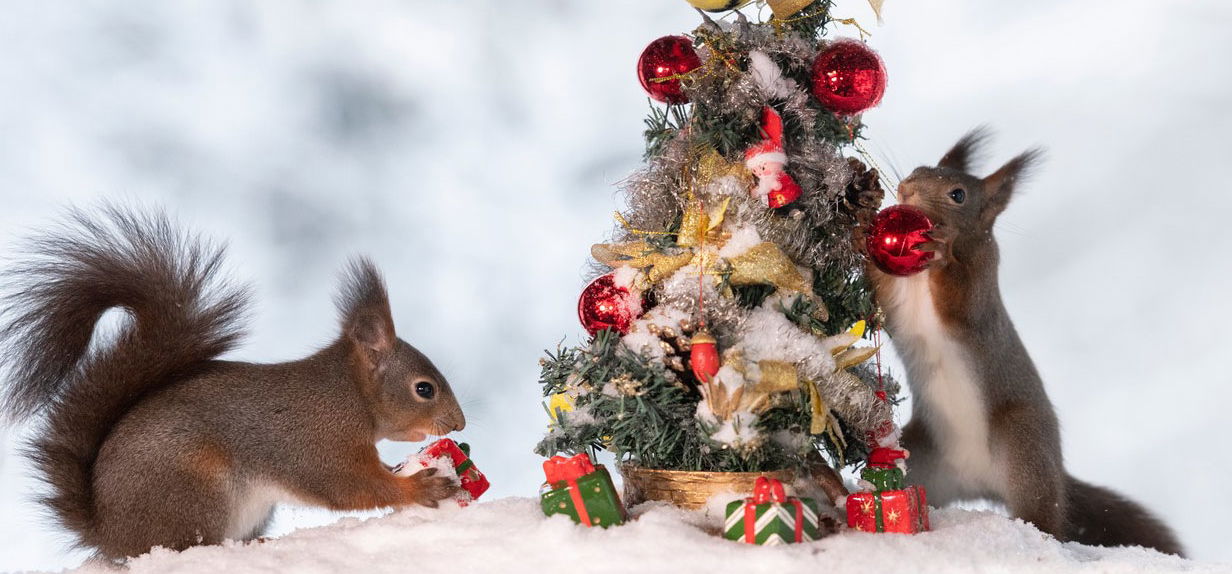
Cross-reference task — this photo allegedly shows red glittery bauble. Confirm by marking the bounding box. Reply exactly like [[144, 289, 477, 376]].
[[637, 36, 702, 104], [866, 205, 934, 276], [578, 274, 642, 335], [810, 39, 887, 115]]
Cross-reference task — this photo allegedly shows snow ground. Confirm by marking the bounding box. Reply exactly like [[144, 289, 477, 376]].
[[58, 500, 1227, 574], [2, 0, 1231, 571]]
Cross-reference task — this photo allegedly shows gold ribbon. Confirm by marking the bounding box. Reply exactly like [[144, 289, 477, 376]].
[[591, 242, 694, 286], [754, 360, 799, 393], [677, 192, 730, 248], [740, 322, 877, 457], [695, 149, 753, 190], [835, 346, 878, 371], [700, 374, 771, 422], [767, 0, 813, 18], [744, 358, 839, 446], [768, 0, 885, 21], [723, 242, 810, 294], [593, 236, 814, 303], [596, 193, 817, 304]]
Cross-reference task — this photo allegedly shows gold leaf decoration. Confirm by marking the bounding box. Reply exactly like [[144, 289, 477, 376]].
[[755, 360, 799, 393]]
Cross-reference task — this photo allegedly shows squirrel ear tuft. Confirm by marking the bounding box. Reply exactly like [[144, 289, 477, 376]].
[[337, 257, 395, 360], [981, 148, 1044, 224], [938, 126, 993, 173]]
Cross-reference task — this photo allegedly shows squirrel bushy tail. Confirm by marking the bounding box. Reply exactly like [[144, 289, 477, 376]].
[[1066, 475, 1184, 556], [0, 206, 249, 547]]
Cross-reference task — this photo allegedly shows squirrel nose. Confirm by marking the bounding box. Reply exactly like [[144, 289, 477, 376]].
[[898, 181, 917, 202], [449, 410, 466, 432]]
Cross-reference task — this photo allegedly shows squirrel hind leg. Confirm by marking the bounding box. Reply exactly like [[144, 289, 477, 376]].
[[91, 442, 236, 559], [989, 406, 1068, 537]]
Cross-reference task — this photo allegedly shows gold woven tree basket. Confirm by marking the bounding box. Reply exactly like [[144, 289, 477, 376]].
[[620, 463, 846, 510]]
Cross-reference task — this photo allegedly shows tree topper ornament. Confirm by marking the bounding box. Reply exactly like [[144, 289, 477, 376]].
[[744, 106, 802, 209]]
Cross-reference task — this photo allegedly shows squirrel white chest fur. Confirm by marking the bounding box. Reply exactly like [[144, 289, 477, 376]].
[[883, 272, 1002, 494]]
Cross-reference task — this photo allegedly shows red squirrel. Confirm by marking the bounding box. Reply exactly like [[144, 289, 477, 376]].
[[868, 129, 1183, 555], [0, 207, 464, 560]]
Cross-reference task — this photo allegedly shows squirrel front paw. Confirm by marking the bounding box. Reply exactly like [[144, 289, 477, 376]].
[[918, 224, 958, 268], [403, 468, 459, 508]]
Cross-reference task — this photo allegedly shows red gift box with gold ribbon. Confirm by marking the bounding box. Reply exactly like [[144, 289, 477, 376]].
[[847, 485, 929, 534]]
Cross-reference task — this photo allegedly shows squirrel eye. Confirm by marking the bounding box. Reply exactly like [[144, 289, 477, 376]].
[[414, 381, 436, 400], [948, 188, 966, 204]]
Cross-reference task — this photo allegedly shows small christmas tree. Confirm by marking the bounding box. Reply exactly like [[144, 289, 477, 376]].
[[537, 1, 901, 479]]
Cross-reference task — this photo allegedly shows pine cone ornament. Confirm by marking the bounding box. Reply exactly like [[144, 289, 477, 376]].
[[645, 321, 700, 389], [842, 158, 884, 255]]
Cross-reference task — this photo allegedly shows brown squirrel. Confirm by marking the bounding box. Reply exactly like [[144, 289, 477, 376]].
[[868, 129, 1184, 555], [0, 207, 465, 560]]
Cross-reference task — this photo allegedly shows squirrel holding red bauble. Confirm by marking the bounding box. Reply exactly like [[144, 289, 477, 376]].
[[0, 208, 466, 561], [866, 129, 1183, 555]]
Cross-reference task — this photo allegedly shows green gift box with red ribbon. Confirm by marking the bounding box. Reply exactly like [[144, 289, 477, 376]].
[[539, 453, 626, 528], [723, 477, 822, 545]]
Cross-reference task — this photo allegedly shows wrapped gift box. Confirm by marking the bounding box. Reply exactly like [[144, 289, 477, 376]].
[[540, 453, 626, 528], [861, 447, 908, 492], [723, 477, 822, 545], [846, 485, 929, 534], [860, 466, 905, 492], [420, 439, 490, 501], [394, 438, 490, 505]]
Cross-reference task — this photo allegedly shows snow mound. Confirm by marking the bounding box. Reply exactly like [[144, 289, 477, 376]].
[[63, 499, 1224, 574]]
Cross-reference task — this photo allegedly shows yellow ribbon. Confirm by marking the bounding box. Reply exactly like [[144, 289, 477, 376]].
[[548, 393, 574, 422]]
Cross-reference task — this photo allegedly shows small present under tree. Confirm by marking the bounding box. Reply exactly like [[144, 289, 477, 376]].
[[846, 447, 930, 533], [536, 1, 904, 483]]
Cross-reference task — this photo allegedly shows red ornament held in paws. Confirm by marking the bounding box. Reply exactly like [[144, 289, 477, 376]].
[[866, 205, 934, 276]]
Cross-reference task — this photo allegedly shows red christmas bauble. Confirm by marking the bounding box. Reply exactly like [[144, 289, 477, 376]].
[[810, 39, 887, 115], [689, 330, 720, 384], [866, 205, 934, 276], [578, 273, 642, 335], [637, 36, 702, 105]]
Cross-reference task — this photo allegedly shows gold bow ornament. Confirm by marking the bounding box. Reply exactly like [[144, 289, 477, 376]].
[[595, 195, 825, 320]]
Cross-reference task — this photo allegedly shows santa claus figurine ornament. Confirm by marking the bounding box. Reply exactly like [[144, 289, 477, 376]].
[[745, 106, 802, 209]]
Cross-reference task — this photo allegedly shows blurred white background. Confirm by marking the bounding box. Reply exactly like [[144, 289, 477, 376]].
[[1, 0, 1229, 570]]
